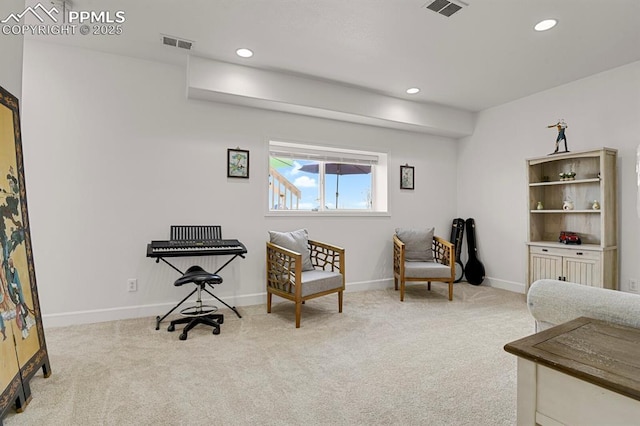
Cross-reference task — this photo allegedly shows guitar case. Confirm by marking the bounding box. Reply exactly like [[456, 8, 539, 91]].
[[449, 218, 465, 283], [465, 218, 485, 285]]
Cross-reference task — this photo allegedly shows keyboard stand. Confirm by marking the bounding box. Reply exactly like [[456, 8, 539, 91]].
[[154, 254, 244, 330]]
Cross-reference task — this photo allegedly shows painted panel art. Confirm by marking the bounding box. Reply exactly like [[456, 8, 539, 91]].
[[0, 85, 50, 419]]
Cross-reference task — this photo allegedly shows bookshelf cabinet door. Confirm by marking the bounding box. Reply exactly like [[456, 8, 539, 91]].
[[530, 252, 563, 282], [563, 256, 601, 287]]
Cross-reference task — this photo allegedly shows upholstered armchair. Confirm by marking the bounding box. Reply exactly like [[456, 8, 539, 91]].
[[393, 228, 455, 301], [266, 229, 345, 328]]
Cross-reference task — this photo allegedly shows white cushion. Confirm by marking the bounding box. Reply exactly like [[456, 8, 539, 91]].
[[395, 227, 434, 262], [300, 270, 343, 297], [403, 261, 450, 279], [269, 229, 314, 271]]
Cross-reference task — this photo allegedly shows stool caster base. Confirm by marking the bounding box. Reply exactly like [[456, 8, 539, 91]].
[[168, 313, 224, 340]]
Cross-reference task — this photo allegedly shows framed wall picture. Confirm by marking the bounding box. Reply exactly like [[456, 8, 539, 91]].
[[227, 148, 249, 178], [400, 164, 414, 190]]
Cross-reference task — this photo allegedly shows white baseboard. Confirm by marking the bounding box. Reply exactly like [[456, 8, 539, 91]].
[[42, 277, 524, 328], [42, 292, 267, 329], [345, 278, 394, 292], [482, 277, 526, 294]]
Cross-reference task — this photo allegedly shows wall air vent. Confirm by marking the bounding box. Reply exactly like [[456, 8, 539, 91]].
[[177, 40, 193, 50], [424, 0, 468, 17], [161, 34, 194, 50]]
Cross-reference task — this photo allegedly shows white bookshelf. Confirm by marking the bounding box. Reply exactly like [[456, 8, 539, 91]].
[[525, 148, 618, 289]]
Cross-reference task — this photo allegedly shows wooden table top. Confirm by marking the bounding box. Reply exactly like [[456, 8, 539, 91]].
[[504, 317, 640, 401]]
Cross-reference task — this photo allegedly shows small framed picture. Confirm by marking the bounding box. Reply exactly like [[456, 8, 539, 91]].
[[227, 148, 250, 178], [400, 165, 414, 190]]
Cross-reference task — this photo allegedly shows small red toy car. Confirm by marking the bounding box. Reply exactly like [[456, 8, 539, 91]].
[[559, 231, 581, 245]]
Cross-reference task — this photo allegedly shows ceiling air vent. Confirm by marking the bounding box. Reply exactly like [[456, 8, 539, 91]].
[[424, 0, 468, 17], [161, 34, 194, 50]]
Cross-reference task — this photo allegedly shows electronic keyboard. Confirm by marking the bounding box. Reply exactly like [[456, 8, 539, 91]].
[[146, 239, 247, 258]]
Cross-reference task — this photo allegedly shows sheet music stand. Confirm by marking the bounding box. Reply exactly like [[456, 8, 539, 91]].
[[171, 225, 222, 241]]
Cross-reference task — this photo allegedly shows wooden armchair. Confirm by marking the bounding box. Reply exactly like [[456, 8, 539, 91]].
[[266, 236, 345, 328], [393, 231, 455, 301]]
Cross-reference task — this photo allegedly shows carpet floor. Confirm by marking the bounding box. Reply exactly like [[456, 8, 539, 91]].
[[4, 283, 531, 425]]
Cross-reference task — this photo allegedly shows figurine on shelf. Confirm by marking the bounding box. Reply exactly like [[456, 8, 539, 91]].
[[548, 119, 568, 154], [559, 172, 576, 181]]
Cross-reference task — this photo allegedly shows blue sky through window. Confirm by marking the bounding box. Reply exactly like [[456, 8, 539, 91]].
[[271, 159, 372, 210]]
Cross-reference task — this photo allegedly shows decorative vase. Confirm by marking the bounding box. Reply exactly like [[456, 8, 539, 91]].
[[563, 200, 574, 210], [536, 201, 544, 210], [592, 200, 600, 210]]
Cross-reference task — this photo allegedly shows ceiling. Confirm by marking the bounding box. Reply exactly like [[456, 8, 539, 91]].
[[24, 0, 640, 112]]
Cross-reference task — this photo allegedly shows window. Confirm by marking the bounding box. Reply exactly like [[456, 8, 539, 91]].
[[268, 141, 387, 213]]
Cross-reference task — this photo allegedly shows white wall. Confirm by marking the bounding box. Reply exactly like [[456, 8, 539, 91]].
[[21, 40, 458, 326], [457, 61, 640, 293], [0, 0, 24, 98]]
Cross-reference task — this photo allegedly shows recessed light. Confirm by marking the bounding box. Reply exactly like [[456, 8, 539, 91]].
[[534, 19, 557, 32], [236, 48, 253, 58], [406, 87, 420, 94]]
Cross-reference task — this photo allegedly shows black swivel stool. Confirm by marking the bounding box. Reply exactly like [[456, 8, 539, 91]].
[[167, 265, 224, 340]]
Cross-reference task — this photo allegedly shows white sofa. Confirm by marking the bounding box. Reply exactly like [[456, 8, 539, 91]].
[[527, 279, 640, 332]]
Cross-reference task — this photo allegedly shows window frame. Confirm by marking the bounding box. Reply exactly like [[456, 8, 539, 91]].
[[267, 140, 389, 216]]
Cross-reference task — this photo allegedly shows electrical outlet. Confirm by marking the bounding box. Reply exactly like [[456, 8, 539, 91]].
[[127, 278, 138, 292], [629, 279, 638, 292]]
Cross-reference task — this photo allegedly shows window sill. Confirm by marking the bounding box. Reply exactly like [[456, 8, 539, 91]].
[[265, 210, 390, 218]]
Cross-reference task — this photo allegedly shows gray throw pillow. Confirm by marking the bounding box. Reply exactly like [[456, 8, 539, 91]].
[[395, 227, 434, 262], [269, 229, 314, 271]]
